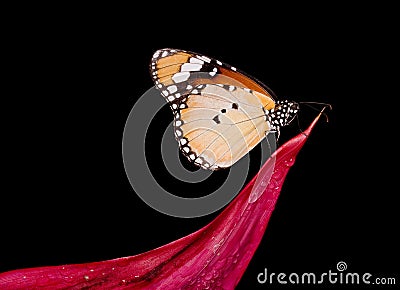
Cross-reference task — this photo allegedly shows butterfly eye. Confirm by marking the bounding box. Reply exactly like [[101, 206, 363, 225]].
[[290, 103, 300, 113], [221, 109, 226, 113]]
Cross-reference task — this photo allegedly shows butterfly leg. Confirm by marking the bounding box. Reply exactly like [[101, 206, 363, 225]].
[[270, 127, 280, 141]]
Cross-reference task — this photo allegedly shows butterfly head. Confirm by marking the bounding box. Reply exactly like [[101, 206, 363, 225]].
[[268, 100, 299, 128]]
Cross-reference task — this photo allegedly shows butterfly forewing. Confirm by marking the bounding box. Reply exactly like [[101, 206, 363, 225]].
[[150, 48, 277, 102]]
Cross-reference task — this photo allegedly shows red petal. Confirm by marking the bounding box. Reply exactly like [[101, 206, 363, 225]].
[[0, 114, 322, 289]]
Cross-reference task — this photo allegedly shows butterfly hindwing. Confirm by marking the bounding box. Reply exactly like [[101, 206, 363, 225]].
[[173, 84, 270, 170]]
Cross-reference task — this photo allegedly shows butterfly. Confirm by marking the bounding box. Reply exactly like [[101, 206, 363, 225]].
[[150, 48, 299, 170]]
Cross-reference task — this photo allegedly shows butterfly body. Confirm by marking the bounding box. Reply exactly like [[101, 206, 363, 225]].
[[150, 49, 299, 170]]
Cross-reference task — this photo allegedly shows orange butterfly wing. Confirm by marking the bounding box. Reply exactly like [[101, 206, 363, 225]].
[[150, 48, 277, 170], [150, 48, 276, 110], [175, 84, 270, 169]]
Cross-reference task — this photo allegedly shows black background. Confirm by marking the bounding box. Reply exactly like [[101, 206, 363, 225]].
[[1, 7, 398, 289]]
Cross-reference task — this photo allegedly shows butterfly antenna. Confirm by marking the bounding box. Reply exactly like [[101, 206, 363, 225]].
[[299, 101, 332, 123]]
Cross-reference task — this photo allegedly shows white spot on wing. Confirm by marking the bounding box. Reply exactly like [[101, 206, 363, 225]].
[[231, 66, 237, 71], [181, 63, 202, 72], [153, 51, 160, 58], [172, 72, 190, 83], [197, 55, 211, 63], [162, 90, 169, 96], [167, 85, 178, 93], [161, 51, 168, 57], [190, 57, 204, 64]]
